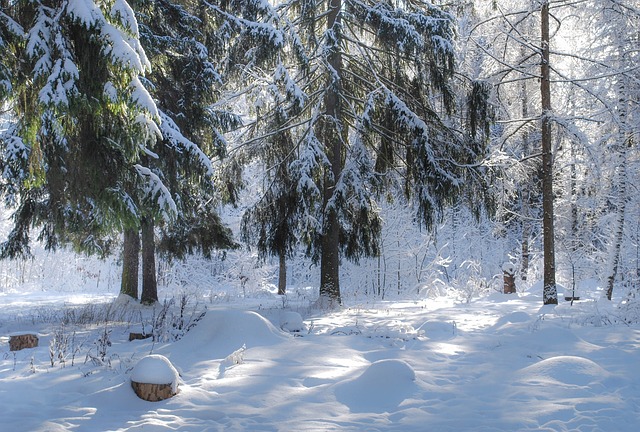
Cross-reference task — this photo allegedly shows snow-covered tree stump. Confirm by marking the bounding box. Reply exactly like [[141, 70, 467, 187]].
[[9, 333, 39, 351], [130, 354, 179, 402], [502, 262, 516, 294]]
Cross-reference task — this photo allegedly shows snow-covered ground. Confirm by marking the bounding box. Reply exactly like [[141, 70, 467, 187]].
[[1, 271, 638, 432]]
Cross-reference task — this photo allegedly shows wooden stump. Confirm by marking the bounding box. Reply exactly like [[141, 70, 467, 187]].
[[9, 333, 39, 351], [128, 332, 152, 342], [130, 354, 179, 402], [131, 381, 176, 402], [503, 272, 516, 294], [502, 262, 516, 294]]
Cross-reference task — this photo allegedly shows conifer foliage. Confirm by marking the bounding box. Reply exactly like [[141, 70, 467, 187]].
[[0, 0, 166, 258], [0, 0, 236, 304], [215, 0, 491, 304]]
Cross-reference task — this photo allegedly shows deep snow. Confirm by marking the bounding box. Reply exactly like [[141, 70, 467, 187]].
[[1, 274, 639, 432]]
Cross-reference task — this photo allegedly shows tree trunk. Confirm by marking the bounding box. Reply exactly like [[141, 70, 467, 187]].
[[605, 9, 632, 301], [121, 227, 140, 299], [318, 0, 343, 306], [520, 65, 531, 281], [141, 217, 158, 305], [605, 139, 630, 301], [278, 252, 286, 295], [541, 1, 558, 305]]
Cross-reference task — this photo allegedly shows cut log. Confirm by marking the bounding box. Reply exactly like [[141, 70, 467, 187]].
[[128, 332, 151, 342], [9, 333, 39, 351], [502, 262, 517, 294], [130, 354, 179, 402], [131, 381, 176, 402]]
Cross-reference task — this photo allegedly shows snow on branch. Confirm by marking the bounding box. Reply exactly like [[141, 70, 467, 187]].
[[329, 135, 374, 213], [65, 0, 104, 27], [66, 0, 150, 72], [131, 77, 162, 141], [159, 111, 215, 178], [110, 0, 140, 36], [0, 11, 24, 37], [26, 5, 79, 107], [134, 164, 177, 222], [204, 0, 284, 49], [348, 0, 455, 56], [38, 37, 79, 106], [273, 62, 306, 109], [100, 22, 149, 73], [27, 5, 54, 78], [130, 76, 159, 119]]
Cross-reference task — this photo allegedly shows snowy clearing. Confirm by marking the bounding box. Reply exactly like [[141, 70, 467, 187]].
[[1, 279, 638, 432]]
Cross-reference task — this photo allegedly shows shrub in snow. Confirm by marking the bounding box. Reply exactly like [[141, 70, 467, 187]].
[[144, 294, 206, 343], [130, 354, 180, 401]]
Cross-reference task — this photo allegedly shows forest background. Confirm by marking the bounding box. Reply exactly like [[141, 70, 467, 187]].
[[0, 0, 639, 310]]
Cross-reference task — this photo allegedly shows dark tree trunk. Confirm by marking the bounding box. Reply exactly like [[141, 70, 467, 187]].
[[121, 227, 140, 299], [278, 252, 287, 296], [318, 0, 343, 306], [141, 217, 158, 305], [541, 1, 558, 305]]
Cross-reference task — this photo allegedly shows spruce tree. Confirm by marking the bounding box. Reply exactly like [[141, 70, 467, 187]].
[[0, 0, 170, 262], [214, 0, 491, 306], [128, 0, 238, 302]]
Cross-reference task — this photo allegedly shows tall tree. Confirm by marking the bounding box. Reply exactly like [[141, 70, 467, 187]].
[[0, 0, 170, 261], [214, 0, 492, 306], [468, 1, 566, 303], [590, 1, 640, 300], [122, 0, 238, 303], [1, 5, 21, 104], [540, 0, 557, 304], [209, 0, 309, 298]]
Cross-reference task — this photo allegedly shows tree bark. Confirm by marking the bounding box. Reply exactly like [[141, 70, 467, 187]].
[[121, 227, 140, 299], [141, 216, 158, 305], [541, 1, 558, 305], [278, 252, 286, 295], [520, 64, 531, 281], [318, 0, 343, 306], [605, 136, 629, 301], [605, 6, 631, 301]]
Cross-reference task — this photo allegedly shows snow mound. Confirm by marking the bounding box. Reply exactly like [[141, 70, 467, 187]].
[[113, 293, 139, 307], [532, 326, 582, 347], [495, 311, 531, 328], [503, 311, 531, 323], [419, 320, 457, 341], [335, 359, 418, 413], [280, 311, 305, 333], [131, 355, 179, 391], [175, 309, 289, 360], [486, 292, 520, 302], [520, 356, 610, 387]]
